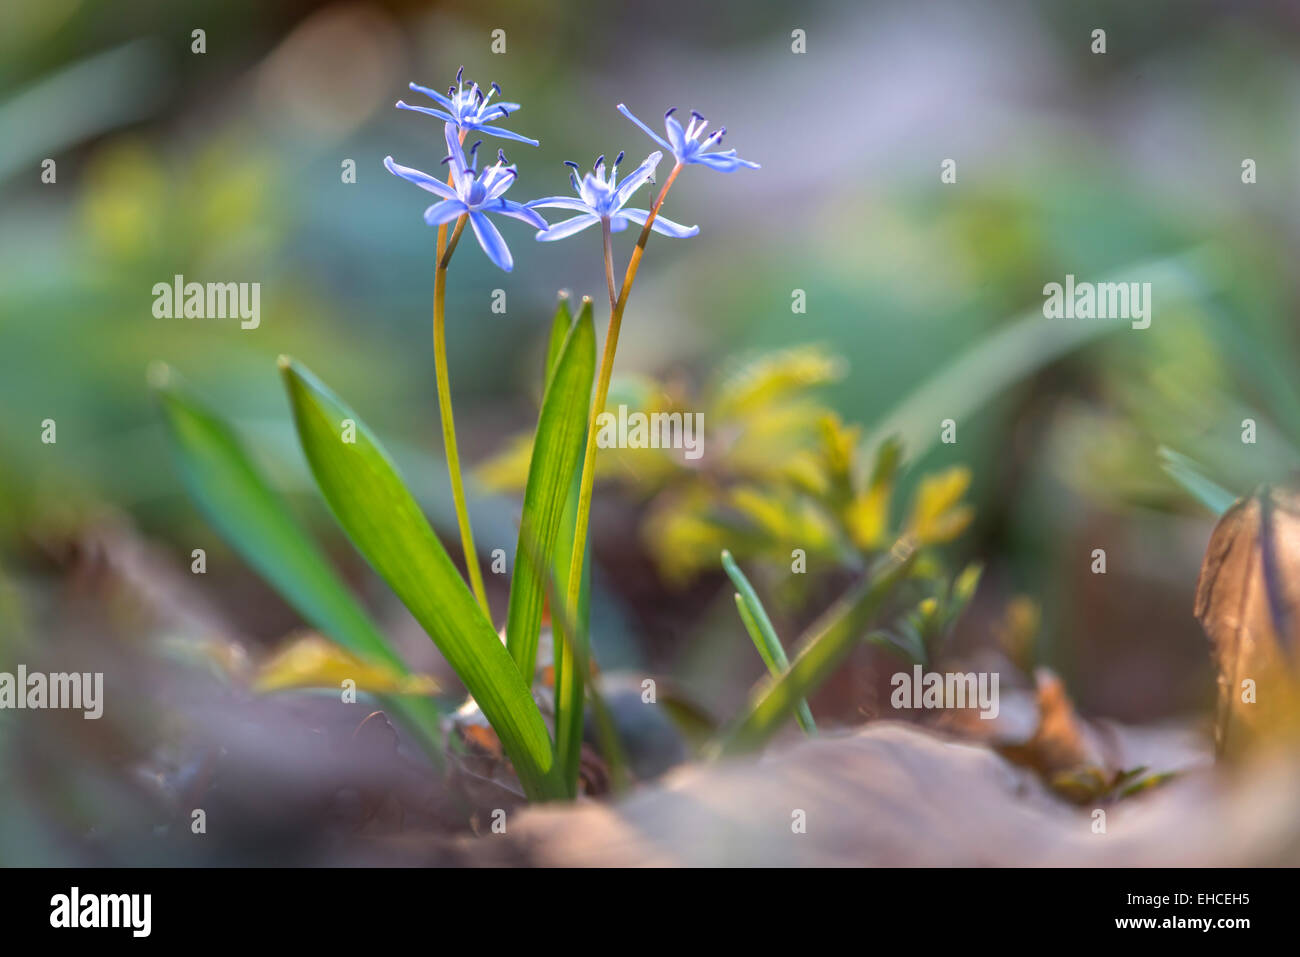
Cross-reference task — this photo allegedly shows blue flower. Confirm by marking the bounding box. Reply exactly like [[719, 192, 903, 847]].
[[528, 151, 699, 242], [396, 67, 539, 147], [617, 104, 758, 172], [384, 126, 548, 272]]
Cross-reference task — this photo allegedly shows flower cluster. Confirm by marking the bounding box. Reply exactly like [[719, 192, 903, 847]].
[[397, 67, 538, 146], [385, 67, 758, 271], [384, 126, 546, 272], [528, 151, 698, 242]]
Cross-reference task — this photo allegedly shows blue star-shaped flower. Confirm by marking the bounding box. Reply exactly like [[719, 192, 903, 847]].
[[384, 126, 548, 272], [617, 104, 758, 172], [528, 151, 698, 243], [396, 67, 539, 147]]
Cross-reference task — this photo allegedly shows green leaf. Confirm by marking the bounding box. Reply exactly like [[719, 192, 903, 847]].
[[544, 566, 632, 795], [153, 369, 446, 762], [544, 293, 575, 387], [505, 299, 595, 682], [552, 472, 591, 797], [1158, 446, 1237, 516], [721, 549, 815, 735], [278, 357, 562, 800], [861, 249, 1223, 464], [717, 546, 916, 757]]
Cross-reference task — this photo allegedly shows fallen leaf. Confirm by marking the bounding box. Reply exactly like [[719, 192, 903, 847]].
[[1194, 484, 1300, 756], [252, 633, 438, 696]]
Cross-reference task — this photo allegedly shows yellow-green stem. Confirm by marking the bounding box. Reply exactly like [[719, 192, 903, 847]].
[[433, 215, 490, 618], [555, 163, 683, 774]]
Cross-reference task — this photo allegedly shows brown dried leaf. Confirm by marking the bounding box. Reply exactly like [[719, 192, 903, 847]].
[[253, 633, 439, 696], [1194, 484, 1300, 756], [995, 668, 1110, 776]]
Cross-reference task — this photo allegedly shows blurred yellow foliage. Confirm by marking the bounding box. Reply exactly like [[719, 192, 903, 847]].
[[79, 134, 276, 265], [845, 483, 890, 549], [81, 141, 166, 259], [908, 467, 975, 545], [710, 345, 847, 419], [481, 342, 977, 589], [996, 595, 1042, 672]]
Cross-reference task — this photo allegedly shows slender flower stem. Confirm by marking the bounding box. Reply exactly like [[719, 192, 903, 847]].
[[601, 217, 618, 313], [439, 216, 468, 271], [555, 163, 683, 780], [432, 192, 490, 618], [425, 125, 489, 617]]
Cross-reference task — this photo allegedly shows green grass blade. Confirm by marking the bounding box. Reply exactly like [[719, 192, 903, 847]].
[[717, 546, 916, 757], [1158, 446, 1238, 516], [505, 299, 595, 681], [278, 357, 562, 800], [732, 595, 817, 736], [721, 549, 815, 735], [152, 368, 445, 763]]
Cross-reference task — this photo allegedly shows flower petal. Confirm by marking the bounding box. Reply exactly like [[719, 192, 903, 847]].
[[395, 102, 457, 125], [444, 125, 469, 179], [617, 103, 672, 152], [469, 211, 513, 271], [618, 208, 699, 238], [664, 114, 687, 155], [424, 199, 468, 226], [526, 196, 594, 213], [384, 156, 457, 199], [472, 123, 540, 146], [494, 199, 549, 230], [613, 151, 663, 209], [535, 213, 599, 242], [484, 168, 518, 201], [694, 150, 760, 172], [408, 82, 455, 111]]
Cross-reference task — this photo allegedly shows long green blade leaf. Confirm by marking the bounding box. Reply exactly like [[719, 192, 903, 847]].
[[553, 470, 591, 797], [861, 249, 1222, 469], [544, 293, 575, 387], [152, 368, 445, 762], [717, 546, 916, 757], [278, 357, 562, 800], [505, 299, 594, 682], [542, 560, 631, 795], [721, 549, 815, 735]]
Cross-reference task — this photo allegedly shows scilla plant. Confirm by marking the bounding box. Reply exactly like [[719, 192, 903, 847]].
[[154, 68, 933, 802]]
